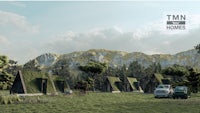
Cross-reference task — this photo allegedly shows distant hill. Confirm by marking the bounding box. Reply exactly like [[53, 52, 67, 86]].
[[25, 49, 200, 71]]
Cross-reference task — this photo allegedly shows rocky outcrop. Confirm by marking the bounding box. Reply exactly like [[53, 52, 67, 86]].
[[34, 53, 59, 67], [25, 49, 200, 70]]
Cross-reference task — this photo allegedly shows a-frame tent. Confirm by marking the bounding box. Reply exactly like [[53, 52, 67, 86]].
[[126, 77, 143, 92], [10, 70, 56, 94], [52, 75, 71, 93], [105, 76, 123, 93], [10, 70, 27, 94]]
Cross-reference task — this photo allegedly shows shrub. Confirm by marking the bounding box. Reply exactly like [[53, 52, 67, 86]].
[[0, 95, 21, 104]]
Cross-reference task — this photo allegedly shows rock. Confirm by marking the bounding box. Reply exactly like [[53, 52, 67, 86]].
[[35, 53, 59, 67], [24, 49, 200, 70]]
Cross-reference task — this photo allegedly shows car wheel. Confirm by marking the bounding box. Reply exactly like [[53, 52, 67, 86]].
[[184, 96, 188, 99]]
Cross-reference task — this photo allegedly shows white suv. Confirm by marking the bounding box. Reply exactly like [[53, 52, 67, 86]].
[[154, 84, 173, 98]]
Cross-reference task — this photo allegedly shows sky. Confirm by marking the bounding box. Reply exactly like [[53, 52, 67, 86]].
[[0, 1, 200, 64]]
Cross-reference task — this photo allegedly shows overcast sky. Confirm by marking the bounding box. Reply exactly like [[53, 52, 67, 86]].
[[0, 1, 200, 64]]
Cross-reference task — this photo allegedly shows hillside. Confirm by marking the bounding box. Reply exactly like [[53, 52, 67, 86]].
[[26, 49, 200, 71]]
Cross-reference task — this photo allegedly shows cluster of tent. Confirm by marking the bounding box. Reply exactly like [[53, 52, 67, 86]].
[[10, 70, 168, 95], [105, 76, 143, 93], [10, 70, 70, 95]]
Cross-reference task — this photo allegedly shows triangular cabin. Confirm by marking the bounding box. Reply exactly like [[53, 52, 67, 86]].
[[105, 76, 123, 93], [126, 77, 143, 92], [153, 73, 170, 85], [146, 73, 171, 93], [10, 70, 56, 95], [52, 76, 70, 93]]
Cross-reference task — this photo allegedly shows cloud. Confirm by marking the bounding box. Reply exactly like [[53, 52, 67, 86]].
[[0, 35, 10, 46], [0, 10, 39, 34], [0, 10, 40, 64], [4, 13, 200, 64], [43, 27, 135, 53], [10, 2, 26, 8], [2, 46, 41, 65], [5, 23, 200, 64], [133, 13, 200, 37], [44, 22, 200, 56], [44, 27, 128, 53], [188, 14, 200, 30]]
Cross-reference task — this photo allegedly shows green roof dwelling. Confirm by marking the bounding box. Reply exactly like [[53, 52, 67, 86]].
[[126, 77, 143, 93], [105, 76, 123, 93], [52, 76, 71, 93], [154, 73, 164, 84], [144, 73, 171, 93], [154, 73, 170, 85], [10, 70, 56, 95]]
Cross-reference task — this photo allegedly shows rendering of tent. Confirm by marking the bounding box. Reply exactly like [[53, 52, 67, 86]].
[[105, 76, 123, 93], [154, 73, 170, 85], [154, 73, 164, 84], [10, 70, 56, 95], [52, 76, 71, 93], [126, 77, 143, 92]]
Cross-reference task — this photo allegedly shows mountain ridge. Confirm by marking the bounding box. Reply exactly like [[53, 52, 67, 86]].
[[26, 49, 200, 70]]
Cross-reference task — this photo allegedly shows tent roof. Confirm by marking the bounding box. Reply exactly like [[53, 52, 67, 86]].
[[154, 73, 164, 84], [52, 75, 70, 92], [127, 77, 138, 90], [107, 76, 121, 91], [20, 70, 56, 94]]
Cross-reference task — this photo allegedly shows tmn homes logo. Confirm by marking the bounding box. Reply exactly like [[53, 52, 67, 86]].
[[166, 14, 186, 30]]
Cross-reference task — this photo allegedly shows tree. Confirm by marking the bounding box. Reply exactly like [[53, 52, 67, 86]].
[[187, 68, 200, 93], [195, 43, 200, 53], [78, 60, 107, 91], [0, 56, 8, 69], [5, 60, 22, 76], [114, 65, 128, 91], [162, 64, 189, 82], [0, 56, 14, 90], [23, 59, 41, 71], [142, 62, 162, 93], [193, 44, 200, 92], [0, 71, 14, 90], [79, 61, 107, 75], [127, 61, 145, 79]]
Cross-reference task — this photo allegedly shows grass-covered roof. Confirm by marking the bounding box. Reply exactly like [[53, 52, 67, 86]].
[[154, 73, 164, 84], [107, 76, 122, 91], [127, 77, 138, 90], [51, 75, 70, 93], [21, 70, 56, 94]]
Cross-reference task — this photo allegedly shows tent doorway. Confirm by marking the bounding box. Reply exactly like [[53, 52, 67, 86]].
[[41, 79, 47, 94], [37, 78, 47, 94]]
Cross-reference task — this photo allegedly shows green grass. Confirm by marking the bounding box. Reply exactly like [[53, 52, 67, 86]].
[[0, 92, 200, 113]]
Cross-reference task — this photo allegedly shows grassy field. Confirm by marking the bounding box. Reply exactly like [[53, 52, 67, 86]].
[[0, 92, 200, 113]]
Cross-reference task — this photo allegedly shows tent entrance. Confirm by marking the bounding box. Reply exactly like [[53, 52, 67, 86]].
[[37, 78, 47, 94], [41, 79, 47, 94]]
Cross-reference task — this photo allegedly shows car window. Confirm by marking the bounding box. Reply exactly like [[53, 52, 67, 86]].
[[175, 87, 185, 91], [158, 85, 164, 88], [157, 85, 169, 88], [164, 85, 169, 88]]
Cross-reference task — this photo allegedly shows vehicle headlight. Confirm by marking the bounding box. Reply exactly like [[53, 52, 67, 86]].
[[165, 90, 169, 93]]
